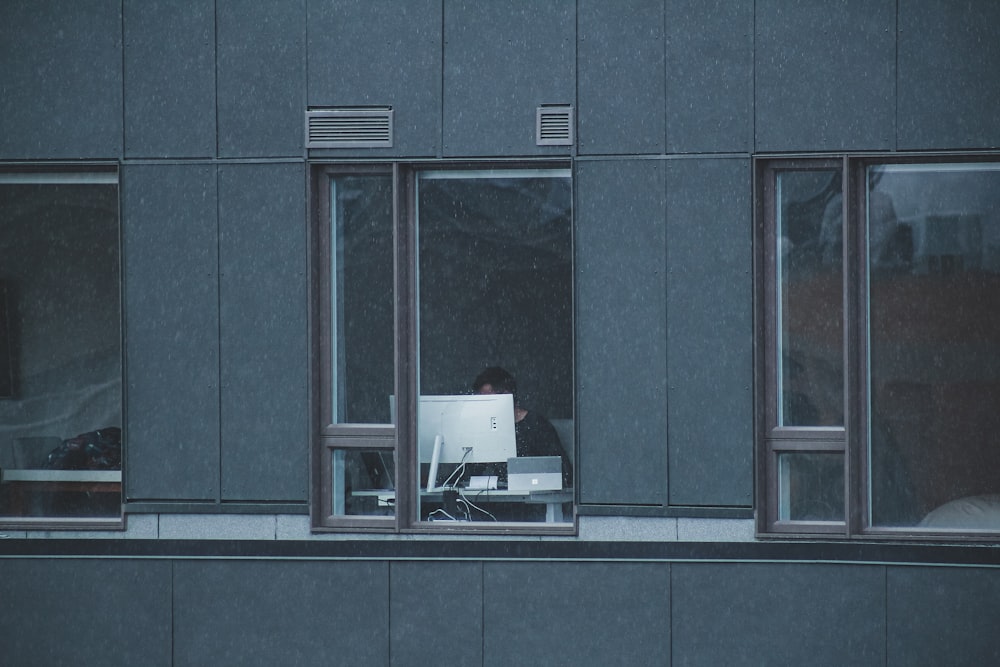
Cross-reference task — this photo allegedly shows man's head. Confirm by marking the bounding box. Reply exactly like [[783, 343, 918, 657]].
[[472, 366, 517, 404]]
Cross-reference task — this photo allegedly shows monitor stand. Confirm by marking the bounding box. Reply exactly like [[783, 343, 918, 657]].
[[426, 434, 443, 493]]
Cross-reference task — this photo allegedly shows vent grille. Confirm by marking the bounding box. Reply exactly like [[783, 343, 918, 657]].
[[536, 105, 574, 146], [306, 107, 393, 148]]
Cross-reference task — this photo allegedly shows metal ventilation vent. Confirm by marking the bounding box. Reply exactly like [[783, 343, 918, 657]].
[[536, 105, 574, 146], [306, 107, 393, 148]]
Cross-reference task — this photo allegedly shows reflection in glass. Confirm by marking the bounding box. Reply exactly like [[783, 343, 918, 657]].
[[415, 169, 572, 523], [329, 175, 394, 424], [867, 163, 1000, 528], [0, 174, 122, 521], [330, 449, 395, 517], [775, 170, 844, 427], [778, 452, 844, 522]]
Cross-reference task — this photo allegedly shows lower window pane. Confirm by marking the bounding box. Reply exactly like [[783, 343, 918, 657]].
[[778, 452, 844, 522], [331, 449, 396, 517], [868, 163, 1000, 529]]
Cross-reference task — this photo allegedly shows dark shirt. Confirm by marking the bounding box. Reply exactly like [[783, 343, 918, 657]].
[[514, 410, 573, 488]]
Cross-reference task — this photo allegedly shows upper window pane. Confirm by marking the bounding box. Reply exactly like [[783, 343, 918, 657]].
[[867, 163, 1000, 529], [415, 169, 573, 523], [327, 174, 394, 425], [775, 170, 844, 427], [0, 172, 122, 523]]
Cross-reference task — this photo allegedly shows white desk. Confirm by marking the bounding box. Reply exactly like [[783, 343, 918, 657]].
[[2, 469, 121, 484], [354, 487, 572, 523], [439, 487, 571, 523]]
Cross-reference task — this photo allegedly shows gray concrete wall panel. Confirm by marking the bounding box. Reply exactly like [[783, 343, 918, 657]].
[[124, 0, 216, 158], [576, 160, 668, 506], [666, 0, 753, 154], [307, 0, 441, 157], [0, 1, 123, 160], [123, 164, 220, 501], [4, 556, 1000, 665], [217, 0, 306, 158], [755, 0, 895, 152], [390, 561, 483, 666], [888, 567, 1000, 665], [484, 561, 670, 666], [0, 559, 171, 667], [173, 560, 389, 666], [666, 158, 752, 507], [442, 0, 575, 157], [578, 0, 666, 155], [219, 163, 309, 502], [672, 563, 886, 666], [898, 0, 1000, 150]]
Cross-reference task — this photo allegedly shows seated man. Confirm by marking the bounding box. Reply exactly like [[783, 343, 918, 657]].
[[472, 366, 573, 489]]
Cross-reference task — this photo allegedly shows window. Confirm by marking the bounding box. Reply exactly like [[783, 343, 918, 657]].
[[313, 163, 574, 531], [0, 168, 122, 527], [757, 155, 1000, 537]]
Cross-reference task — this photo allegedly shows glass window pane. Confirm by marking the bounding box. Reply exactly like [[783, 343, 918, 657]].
[[868, 163, 1000, 529], [0, 174, 122, 522], [331, 448, 395, 517], [775, 170, 844, 427], [329, 175, 394, 424], [778, 452, 844, 522], [415, 169, 573, 524]]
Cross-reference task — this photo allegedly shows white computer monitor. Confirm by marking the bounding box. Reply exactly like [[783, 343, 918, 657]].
[[418, 394, 516, 490]]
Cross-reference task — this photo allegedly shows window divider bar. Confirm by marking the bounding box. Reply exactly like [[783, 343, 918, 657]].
[[845, 155, 867, 536], [395, 163, 418, 531]]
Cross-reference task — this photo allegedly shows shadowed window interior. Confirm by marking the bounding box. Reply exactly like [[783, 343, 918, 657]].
[[761, 157, 1000, 536], [317, 165, 574, 530], [0, 170, 122, 524], [867, 163, 1000, 529], [328, 173, 395, 426], [415, 169, 572, 523]]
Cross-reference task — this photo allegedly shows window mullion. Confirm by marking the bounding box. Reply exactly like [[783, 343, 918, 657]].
[[394, 164, 418, 530], [845, 156, 865, 536]]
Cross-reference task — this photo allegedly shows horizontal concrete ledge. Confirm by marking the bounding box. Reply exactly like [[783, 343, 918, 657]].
[[2, 538, 1000, 566], [577, 504, 753, 519]]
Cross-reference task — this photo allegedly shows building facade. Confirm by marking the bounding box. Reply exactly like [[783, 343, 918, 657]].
[[2, 1, 1000, 664]]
